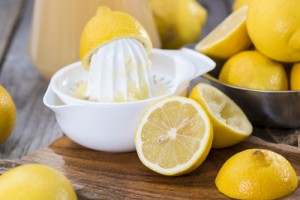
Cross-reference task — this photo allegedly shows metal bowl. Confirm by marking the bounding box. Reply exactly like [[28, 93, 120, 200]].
[[194, 74, 300, 129]]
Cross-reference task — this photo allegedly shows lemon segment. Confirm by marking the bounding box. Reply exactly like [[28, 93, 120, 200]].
[[219, 50, 288, 90], [195, 6, 251, 59], [0, 85, 16, 144], [80, 6, 152, 69], [189, 83, 252, 149], [216, 149, 298, 199], [135, 96, 213, 176], [290, 62, 300, 90], [246, 0, 300, 62]]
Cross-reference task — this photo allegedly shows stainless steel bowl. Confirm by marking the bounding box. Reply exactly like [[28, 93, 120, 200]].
[[193, 74, 300, 128]]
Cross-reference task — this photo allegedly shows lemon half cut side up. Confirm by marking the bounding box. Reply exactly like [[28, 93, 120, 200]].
[[189, 83, 253, 148], [135, 96, 213, 176]]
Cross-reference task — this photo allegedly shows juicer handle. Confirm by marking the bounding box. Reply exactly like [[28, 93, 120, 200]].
[[155, 48, 215, 95], [177, 48, 216, 80]]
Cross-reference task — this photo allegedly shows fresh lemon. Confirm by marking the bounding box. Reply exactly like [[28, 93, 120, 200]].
[[195, 6, 251, 59], [0, 85, 16, 144], [232, 0, 251, 11], [0, 164, 77, 200], [291, 62, 300, 90], [150, 0, 207, 49], [135, 96, 213, 176], [246, 0, 300, 62], [80, 6, 152, 69], [216, 149, 298, 199], [219, 50, 288, 90], [189, 83, 252, 149]]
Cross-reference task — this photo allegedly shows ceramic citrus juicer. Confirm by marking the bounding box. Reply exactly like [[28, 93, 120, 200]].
[[43, 7, 215, 152]]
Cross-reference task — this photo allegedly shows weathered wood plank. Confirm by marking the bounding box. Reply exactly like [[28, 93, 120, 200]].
[[0, 0, 25, 68], [0, 0, 63, 159]]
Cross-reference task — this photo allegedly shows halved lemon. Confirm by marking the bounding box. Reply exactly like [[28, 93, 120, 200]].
[[216, 149, 298, 199], [80, 6, 152, 69], [189, 83, 252, 148], [195, 6, 251, 59], [135, 96, 213, 176]]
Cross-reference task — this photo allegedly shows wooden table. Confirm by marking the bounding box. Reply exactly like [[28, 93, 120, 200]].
[[0, 0, 299, 199]]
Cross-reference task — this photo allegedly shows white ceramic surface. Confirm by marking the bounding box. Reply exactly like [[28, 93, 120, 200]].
[[44, 48, 215, 152]]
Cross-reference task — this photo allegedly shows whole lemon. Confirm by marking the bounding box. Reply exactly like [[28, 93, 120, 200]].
[[0, 164, 77, 200], [219, 50, 288, 90], [216, 149, 298, 199], [0, 85, 16, 144], [246, 0, 300, 62], [150, 0, 207, 49]]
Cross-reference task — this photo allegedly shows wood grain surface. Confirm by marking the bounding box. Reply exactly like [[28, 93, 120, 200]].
[[3, 136, 294, 199]]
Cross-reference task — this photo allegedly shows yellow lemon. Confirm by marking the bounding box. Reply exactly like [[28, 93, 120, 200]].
[[189, 83, 252, 149], [216, 149, 298, 199], [246, 0, 300, 62], [80, 6, 152, 69], [291, 62, 300, 90], [150, 0, 207, 49], [195, 6, 251, 59], [219, 50, 288, 90], [232, 0, 251, 11], [0, 85, 16, 144], [0, 164, 77, 200], [135, 96, 213, 176]]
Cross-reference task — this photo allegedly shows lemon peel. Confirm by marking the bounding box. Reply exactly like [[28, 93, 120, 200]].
[[80, 6, 152, 69], [216, 149, 298, 199], [219, 50, 288, 90], [0, 85, 16, 144], [290, 62, 300, 90], [246, 0, 300, 62], [0, 164, 77, 200], [150, 0, 207, 49]]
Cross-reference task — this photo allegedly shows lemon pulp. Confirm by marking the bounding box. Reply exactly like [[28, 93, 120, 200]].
[[195, 6, 251, 59], [135, 96, 213, 176], [189, 83, 252, 148]]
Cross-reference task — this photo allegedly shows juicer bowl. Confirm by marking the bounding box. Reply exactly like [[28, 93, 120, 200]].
[[44, 48, 215, 152]]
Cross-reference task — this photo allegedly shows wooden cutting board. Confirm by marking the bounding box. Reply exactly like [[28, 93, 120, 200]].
[[2, 136, 300, 199]]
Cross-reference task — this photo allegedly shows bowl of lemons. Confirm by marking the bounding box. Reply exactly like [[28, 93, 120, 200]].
[[194, 0, 300, 128]]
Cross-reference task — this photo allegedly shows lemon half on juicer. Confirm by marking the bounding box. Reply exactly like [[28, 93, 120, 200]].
[[79, 6, 153, 69]]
